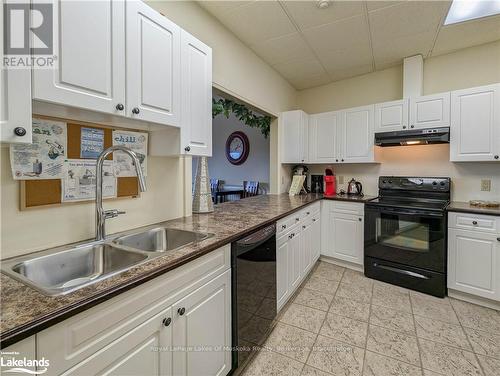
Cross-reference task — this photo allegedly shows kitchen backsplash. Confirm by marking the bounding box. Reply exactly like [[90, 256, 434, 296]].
[[302, 144, 500, 202]]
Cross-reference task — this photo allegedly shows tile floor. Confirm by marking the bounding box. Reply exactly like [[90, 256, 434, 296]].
[[239, 261, 500, 376]]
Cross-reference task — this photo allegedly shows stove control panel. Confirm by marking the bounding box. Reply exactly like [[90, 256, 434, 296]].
[[379, 177, 450, 192]]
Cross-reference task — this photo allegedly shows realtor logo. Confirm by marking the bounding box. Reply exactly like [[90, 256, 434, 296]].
[[3, 2, 53, 55], [3, 2, 55, 68]]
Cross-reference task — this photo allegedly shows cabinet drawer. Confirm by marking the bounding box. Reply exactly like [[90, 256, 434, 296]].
[[449, 212, 499, 233], [277, 215, 299, 235], [37, 245, 230, 375], [330, 201, 364, 216], [300, 202, 321, 219]]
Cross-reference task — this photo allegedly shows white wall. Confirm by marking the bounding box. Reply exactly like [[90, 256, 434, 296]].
[[194, 113, 270, 190], [296, 41, 500, 202]]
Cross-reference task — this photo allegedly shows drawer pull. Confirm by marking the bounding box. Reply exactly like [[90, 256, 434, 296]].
[[472, 221, 478, 225], [302, 225, 306, 229], [295, 218, 300, 221], [281, 224, 287, 229], [306, 212, 310, 215], [312, 219, 316, 222], [497, 237, 500, 242], [359, 218, 362, 222], [162, 317, 172, 327], [177, 307, 186, 316]]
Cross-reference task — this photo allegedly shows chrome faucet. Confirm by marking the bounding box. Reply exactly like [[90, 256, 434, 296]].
[[95, 145, 147, 241]]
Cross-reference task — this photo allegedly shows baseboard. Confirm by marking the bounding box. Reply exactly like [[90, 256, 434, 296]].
[[319, 255, 363, 272], [448, 289, 500, 310]]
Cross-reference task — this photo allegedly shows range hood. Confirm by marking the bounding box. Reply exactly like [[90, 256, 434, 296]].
[[375, 127, 450, 147]]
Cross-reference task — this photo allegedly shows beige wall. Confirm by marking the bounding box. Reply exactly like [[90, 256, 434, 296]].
[[1, 1, 297, 258], [296, 41, 500, 202]]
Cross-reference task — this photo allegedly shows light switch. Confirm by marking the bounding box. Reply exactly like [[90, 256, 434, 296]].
[[481, 179, 491, 192]]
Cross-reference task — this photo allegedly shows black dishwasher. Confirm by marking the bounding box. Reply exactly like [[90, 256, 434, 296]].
[[231, 223, 276, 371]]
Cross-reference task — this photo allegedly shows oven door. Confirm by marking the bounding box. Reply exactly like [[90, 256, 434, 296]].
[[364, 205, 446, 272]]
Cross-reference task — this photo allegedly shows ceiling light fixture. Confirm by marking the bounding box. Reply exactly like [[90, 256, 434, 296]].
[[317, 0, 330, 9], [444, 0, 500, 25]]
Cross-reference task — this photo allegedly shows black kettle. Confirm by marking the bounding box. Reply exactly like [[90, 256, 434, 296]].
[[347, 178, 363, 196]]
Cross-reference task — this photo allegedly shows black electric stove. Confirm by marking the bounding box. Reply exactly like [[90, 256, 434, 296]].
[[364, 176, 451, 297]]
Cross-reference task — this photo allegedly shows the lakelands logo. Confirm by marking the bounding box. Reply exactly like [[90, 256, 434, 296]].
[[0, 352, 49, 374], [3, 2, 56, 68]]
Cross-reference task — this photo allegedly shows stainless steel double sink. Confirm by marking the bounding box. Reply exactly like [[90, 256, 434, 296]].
[[1, 228, 213, 296]]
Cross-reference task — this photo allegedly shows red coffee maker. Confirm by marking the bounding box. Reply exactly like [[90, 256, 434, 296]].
[[324, 168, 336, 196]]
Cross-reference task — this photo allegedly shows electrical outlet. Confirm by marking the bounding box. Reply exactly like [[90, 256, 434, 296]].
[[481, 179, 491, 192], [338, 176, 344, 184]]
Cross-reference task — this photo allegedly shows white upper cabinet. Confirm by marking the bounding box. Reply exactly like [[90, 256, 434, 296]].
[[33, 0, 126, 116], [126, 0, 181, 127], [450, 84, 500, 162], [341, 105, 375, 163], [308, 111, 342, 163], [281, 110, 308, 163], [180, 30, 212, 156], [374, 99, 409, 133], [410, 92, 450, 129]]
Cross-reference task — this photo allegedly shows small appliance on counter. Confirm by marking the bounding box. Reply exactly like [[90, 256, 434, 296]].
[[324, 168, 336, 196], [291, 164, 309, 193], [310, 174, 324, 193], [347, 178, 363, 196]]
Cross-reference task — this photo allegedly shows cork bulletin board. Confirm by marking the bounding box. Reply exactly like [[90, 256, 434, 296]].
[[20, 116, 142, 210]]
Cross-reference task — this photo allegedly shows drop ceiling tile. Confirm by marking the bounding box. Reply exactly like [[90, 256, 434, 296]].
[[369, 1, 450, 42], [251, 33, 314, 65], [215, 1, 297, 46], [329, 63, 373, 81], [281, 0, 364, 30], [302, 15, 371, 55], [366, 1, 407, 12], [198, 1, 252, 16], [432, 15, 500, 56], [317, 42, 373, 74], [273, 56, 327, 80], [372, 30, 437, 69]]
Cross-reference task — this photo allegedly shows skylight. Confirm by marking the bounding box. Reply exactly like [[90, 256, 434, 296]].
[[444, 0, 500, 25]]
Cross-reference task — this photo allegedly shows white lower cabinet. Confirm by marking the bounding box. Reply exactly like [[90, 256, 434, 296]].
[[0, 336, 36, 374], [172, 270, 231, 376], [276, 203, 321, 311], [37, 245, 231, 376], [448, 213, 500, 301], [321, 201, 364, 266]]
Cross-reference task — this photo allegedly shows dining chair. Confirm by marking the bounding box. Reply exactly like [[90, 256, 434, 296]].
[[210, 178, 220, 203], [243, 181, 259, 198]]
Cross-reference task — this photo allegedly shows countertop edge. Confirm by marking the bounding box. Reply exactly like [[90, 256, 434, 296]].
[[446, 201, 500, 216], [1, 195, 328, 348]]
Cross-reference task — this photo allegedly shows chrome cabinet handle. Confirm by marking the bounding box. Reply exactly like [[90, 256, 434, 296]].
[[116, 103, 124, 111], [177, 307, 186, 316], [14, 127, 27, 136], [162, 317, 171, 327], [132, 107, 140, 114]]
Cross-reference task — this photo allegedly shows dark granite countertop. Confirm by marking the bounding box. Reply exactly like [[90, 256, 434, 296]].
[[0, 192, 376, 347], [447, 201, 500, 216], [322, 193, 377, 203]]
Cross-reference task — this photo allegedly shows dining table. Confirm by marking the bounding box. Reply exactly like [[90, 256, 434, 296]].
[[214, 187, 244, 204]]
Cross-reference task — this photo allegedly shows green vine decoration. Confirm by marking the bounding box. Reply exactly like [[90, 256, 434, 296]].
[[212, 98, 271, 139]]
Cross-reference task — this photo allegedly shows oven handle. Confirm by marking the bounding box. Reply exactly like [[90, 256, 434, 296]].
[[372, 262, 430, 280], [366, 206, 444, 218]]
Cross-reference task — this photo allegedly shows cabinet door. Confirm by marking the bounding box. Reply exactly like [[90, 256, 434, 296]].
[[60, 308, 173, 376], [309, 111, 342, 163], [1, 336, 36, 374], [172, 270, 231, 376], [410, 92, 450, 129], [312, 216, 321, 263], [180, 30, 212, 156], [450, 84, 500, 162], [288, 229, 302, 291], [277, 234, 290, 311], [32, 0, 126, 116], [448, 229, 500, 300], [301, 220, 314, 276], [341, 105, 375, 163], [126, 1, 181, 126], [374, 99, 409, 133], [330, 213, 364, 265], [281, 110, 308, 163]]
